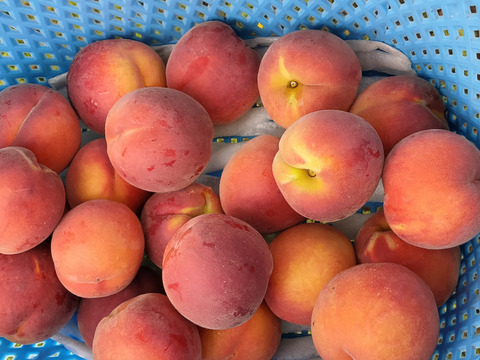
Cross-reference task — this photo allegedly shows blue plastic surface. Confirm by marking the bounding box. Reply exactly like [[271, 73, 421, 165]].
[[1, 1, 480, 360]]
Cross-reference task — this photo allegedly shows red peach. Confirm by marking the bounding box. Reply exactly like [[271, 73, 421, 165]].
[[0, 241, 79, 345], [0, 83, 81, 173], [166, 21, 261, 125], [311, 263, 440, 360], [258, 29, 362, 128], [0, 146, 65, 254], [383, 129, 480, 249], [162, 213, 273, 330], [219, 134, 305, 234], [92, 293, 202, 360], [140, 183, 223, 269], [65, 138, 151, 214], [355, 208, 461, 306], [51, 199, 145, 298], [67, 38, 166, 134], [105, 87, 214, 193], [350, 75, 448, 156]]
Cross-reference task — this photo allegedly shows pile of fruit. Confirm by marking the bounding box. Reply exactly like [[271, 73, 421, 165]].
[[1, 20, 479, 360]]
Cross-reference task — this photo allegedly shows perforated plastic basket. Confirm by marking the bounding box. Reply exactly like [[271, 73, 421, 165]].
[[1, 1, 480, 359]]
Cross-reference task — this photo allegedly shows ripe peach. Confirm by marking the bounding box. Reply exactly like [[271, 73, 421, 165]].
[[0, 83, 81, 173], [77, 266, 164, 349], [383, 129, 480, 249], [140, 183, 223, 269], [92, 293, 202, 360], [199, 301, 282, 360], [0, 146, 66, 254], [162, 213, 273, 330], [257, 29, 362, 128], [0, 241, 79, 345], [350, 75, 448, 155], [105, 87, 214, 193], [51, 199, 145, 298], [65, 138, 151, 214], [272, 110, 384, 222], [219, 134, 305, 234], [311, 263, 439, 360], [67, 38, 166, 134], [166, 21, 261, 125], [265, 222, 356, 326], [355, 208, 461, 306]]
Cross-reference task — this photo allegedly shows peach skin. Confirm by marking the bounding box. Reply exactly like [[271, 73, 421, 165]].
[[0, 83, 81, 173], [383, 129, 480, 249], [350, 74, 448, 156], [311, 263, 440, 360], [140, 182, 224, 269], [272, 109, 384, 222], [166, 20, 261, 125], [65, 138, 151, 214], [265, 222, 356, 326], [355, 208, 461, 306], [257, 29, 362, 128], [219, 134, 305, 234], [67, 38, 166, 134]]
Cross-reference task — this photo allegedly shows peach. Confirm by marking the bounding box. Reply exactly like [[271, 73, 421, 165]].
[[199, 301, 282, 360], [162, 213, 273, 330], [265, 222, 356, 326], [166, 21, 261, 125], [67, 38, 166, 134], [0, 83, 81, 173], [105, 87, 214, 193], [349, 74, 448, 155], [65, 138, 151, 214], [140, 183, 223, 268], [272, 110, 384, 222], [0, 146, 66, 254], [219, 134, 305, 234], [0, 241, 79, 345], [311, 263, 440, 360], [92, 293, 202, 360], [383, 129, 480, 249], [354, 208, 461, 306], [257, 29, 362, 129], [51, 199, 145, 298], [77, 266, 164, 349]]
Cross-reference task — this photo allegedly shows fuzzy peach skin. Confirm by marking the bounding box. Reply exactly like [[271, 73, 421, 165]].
[[0, 241, 79, 345], [311, 263, 440, 360], [67, 38, 166, 134], [162, 213, 273, 330], [65, 138, 152, 214], [219, 134, 305, 234], [77, 266, 164, 349], [51, 199, 145, 298], [0, 83, 81, 173], [140, 183, 223, 269], [383, 129, 480, 249], [265, 222, 356, 326], [92, 293, 202, 360], [0, 146, 66, 254], [105, 87, 214, 193], [272, 110, 384, 222], [257, 29, 362, 129], [199, 301, 282, 360], [355, 208, 461, 306], [166, 21, 261, 125], [349, 75, 448, 156]]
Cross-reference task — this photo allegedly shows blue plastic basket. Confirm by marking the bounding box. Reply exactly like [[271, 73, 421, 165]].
[[1, 1, 480, 359]]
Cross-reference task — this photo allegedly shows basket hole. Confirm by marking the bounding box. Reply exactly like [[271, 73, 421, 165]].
[[474, 30, 480, 38], [352, 1, 358, 8], [437, 8, 443, 16], [471, 5, 477, 13]]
